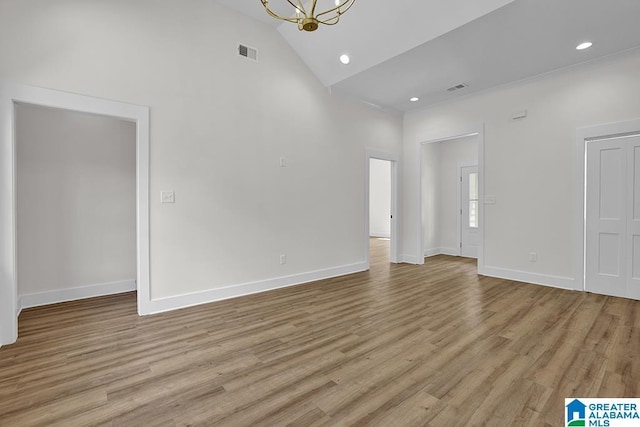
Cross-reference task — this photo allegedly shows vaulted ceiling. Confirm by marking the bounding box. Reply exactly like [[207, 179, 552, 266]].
[[218, 0, 640, 113]]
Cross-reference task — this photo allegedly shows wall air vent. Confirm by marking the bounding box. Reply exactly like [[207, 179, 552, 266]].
[[447, 83, 468, 92], [238, 44, 258, 61]]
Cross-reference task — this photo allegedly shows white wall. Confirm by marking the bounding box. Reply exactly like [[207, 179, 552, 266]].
[[404, 48, 640, 286], [0, 0, 402, 305], [423, 137, 477, 256], [422, 142, 440, 255], [369, 158, 391, 237], [16, 104, 136, 298]]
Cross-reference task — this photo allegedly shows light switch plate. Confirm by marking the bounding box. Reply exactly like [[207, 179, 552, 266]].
[[161, 191, 175, 203]]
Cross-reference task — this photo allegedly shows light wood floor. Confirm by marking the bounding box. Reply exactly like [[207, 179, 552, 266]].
[[1, 238, 639, 426]]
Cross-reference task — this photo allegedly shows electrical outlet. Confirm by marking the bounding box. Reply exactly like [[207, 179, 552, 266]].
[[279, 157, 286, 167], [161, 191, 175, 203], [280, 254, 286, 265], [529, 252, 537, 262]]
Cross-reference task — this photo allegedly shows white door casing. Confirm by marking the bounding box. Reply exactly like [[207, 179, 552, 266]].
[[460, 165, 479, 258], [0, 82, 150, 347]]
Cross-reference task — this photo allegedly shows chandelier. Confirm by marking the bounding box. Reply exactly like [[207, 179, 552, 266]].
[[260, 0, 356, 32]]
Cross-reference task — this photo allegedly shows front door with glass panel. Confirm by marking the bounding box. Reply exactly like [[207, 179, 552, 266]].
[[461, 165, 479, 258]]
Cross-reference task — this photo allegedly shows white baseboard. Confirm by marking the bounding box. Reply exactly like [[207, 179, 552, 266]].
[[369, 232, 391, 238], [19, 279, 136, 310], [144, 262, 368, 315], [424, 248, 441, 257], [424, 247, 460, 257], [400, 254, 423, 264], [481, 266, 575, 290], [439, 247, 459, 256]]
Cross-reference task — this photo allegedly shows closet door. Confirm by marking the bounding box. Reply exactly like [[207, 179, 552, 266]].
[[626, 136, 640, 300], [586, 135, 640, 300]]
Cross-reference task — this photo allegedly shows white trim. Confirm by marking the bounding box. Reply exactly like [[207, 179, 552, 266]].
[[144, 262, 368, 314], [482, 266, 575, 291], [0, 82, 150, 346], [424, 248, 441, 257], [424, 247, 462, 257], [400, 254, 423, 264], [370, 232, 391, 238], [439, 247, 460, 257], [365, 149, 400, 267], [575, 119, 640, 294], [418, 125, 485, 272], [19, 280, 136, 310]]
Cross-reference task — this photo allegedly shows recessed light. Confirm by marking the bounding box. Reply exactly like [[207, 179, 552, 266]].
[[339, 54, 350, 65], [410, 97, 419, 102], [576, 41, 593, 50]]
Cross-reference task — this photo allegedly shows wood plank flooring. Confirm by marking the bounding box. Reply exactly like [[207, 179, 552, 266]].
[[1, 238, 639, 426]]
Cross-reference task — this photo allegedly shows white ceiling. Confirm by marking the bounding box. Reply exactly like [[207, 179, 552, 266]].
[[218, 0, 640, 113]]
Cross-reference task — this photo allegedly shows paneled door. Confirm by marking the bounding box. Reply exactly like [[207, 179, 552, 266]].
[[586, 135, 640, 300]]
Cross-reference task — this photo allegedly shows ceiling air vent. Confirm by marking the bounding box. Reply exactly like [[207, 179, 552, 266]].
[[238, 44, 257, 61], [447, 83, 468, 92]]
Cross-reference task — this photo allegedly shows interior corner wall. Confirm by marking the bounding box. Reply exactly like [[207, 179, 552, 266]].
[[369, 158, 391, 238], [15, 104, 136, 299], [0, 0, 402, 305], [404, 48, 640, 285]]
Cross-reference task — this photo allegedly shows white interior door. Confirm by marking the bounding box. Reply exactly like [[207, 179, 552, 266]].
[[627, 137, 640, 300], [460, 165, 479, 258], [586, 135, 640, 300]]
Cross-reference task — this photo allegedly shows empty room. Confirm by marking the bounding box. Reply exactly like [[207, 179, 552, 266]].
[[1, 0, 640, 425]]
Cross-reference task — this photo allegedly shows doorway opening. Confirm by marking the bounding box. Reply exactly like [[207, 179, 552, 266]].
[[365, 149, 399, 269], [369, 158, 392, 266], [15, 103, 137, 310], [421, 134, 480, 261], [419, 125, 484, 271], [0, 83, 150, 346]]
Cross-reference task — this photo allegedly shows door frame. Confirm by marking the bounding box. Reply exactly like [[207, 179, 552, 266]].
[[419, 124, 485, 272], [458, 162, 479, 258], [0, 82, 150, 346], [575, 118, 640, 293], [365, 149, 400, 266]]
